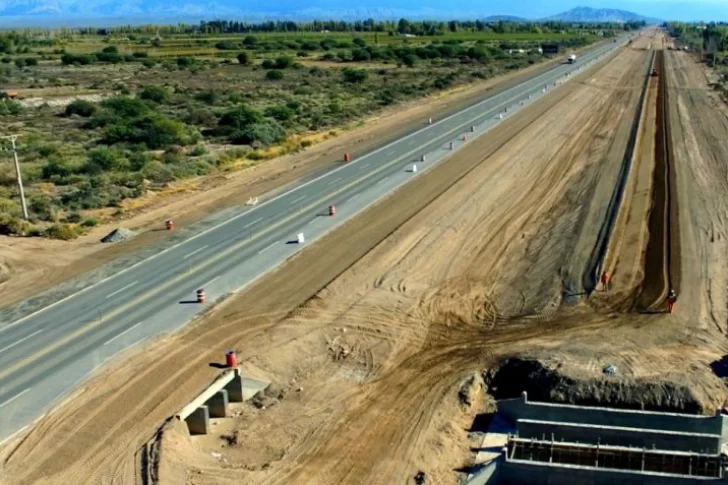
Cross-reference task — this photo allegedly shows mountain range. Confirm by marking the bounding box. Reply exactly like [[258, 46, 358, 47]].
[[0, 4, 662, 27]]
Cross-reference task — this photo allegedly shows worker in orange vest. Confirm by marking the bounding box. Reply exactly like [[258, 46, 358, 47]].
[[600, 271, 609, 292], [667, 289, 677, 313]]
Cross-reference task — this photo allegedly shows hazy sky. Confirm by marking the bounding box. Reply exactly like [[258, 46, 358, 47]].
[[500, 0, 728, 21]]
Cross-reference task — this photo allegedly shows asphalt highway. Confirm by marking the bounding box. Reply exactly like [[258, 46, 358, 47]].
[[0, 35, 630, 443]]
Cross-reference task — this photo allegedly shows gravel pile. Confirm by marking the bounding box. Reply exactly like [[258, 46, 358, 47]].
[[100, 227, 137, 243]]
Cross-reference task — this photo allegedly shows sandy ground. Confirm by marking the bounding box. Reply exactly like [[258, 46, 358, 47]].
[[0, 36, 685, 485], [0, 49, 584, 310]]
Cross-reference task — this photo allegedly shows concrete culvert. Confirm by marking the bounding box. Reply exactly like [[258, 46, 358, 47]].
[[100, 227, 137, 243]]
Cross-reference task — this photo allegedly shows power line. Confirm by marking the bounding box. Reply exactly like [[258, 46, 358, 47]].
[[1, 134, 29, 220]]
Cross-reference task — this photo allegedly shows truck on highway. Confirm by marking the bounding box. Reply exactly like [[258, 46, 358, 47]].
[[567, 54, 576, 64]]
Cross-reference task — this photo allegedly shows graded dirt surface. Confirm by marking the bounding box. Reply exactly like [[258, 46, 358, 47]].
[[0, 48, 589, 310], [0, 34, 695, 485]]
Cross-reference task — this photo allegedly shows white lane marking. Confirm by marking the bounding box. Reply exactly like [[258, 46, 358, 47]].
[[258, 242, 276, 254], [377, 176, 390, 185], [183, 245, 208, 260], [346, 194, 361, 204], [327, 177, 342, 186], [105, 281, 138, 299], [307, 218, 317, 226], [203, 276, 219, 287], [290, 195, 306, 205], [2, 40, 618, 332], [243, 217, 263, 229], [103, 321, 144, 346], [386, 150, 396, 156], [0, 388, 30, 409], [0, 329, 44, 356]]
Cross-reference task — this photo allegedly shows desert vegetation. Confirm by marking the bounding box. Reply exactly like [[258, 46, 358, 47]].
[[0, 19, 643, 238]]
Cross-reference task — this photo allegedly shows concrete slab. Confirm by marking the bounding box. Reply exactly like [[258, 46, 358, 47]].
[[466, 414, 513, 485], [241, 377, 271, 401], [208, 390, 229, 418]]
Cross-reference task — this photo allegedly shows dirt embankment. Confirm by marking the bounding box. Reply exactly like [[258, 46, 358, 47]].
[[0, 40, 669, 485]]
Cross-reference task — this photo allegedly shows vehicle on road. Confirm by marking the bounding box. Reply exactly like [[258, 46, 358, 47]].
[[567, 54, 577, 64], [651, 68, 658, 77]]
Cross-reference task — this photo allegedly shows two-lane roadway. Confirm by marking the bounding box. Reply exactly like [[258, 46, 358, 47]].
[[0, 35, 631, 443]]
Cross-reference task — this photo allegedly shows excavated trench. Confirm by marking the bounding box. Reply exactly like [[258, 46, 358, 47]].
[[636, 49, 681, 311], [485, 357, 706, 414]]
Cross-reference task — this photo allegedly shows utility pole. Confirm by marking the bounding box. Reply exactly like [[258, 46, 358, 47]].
[[1, 134, 29, 220]]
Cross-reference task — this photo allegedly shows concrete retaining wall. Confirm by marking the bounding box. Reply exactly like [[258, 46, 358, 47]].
[[499, 392, 726, 436], [517, 419, 722, 454], [500, 461, 725, 485]]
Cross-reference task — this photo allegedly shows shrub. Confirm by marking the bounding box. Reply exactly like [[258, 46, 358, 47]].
[[218, 105, 264, 131], [101, 95, 150, 118], [132, 51, 148, 58], [261, 59, 275, 69], [229, 120, 286, 146], [42, 157, 75, 179], [103, 113, 193, 149], [274, 56, 292, 69], [142, 59, 156, 68], [24, 57, 38, 66], [139, 85, 169, 103], [264, 105, 294, 121], [65, 211, 83, 223], [236, 52, 251, 65], [14, 58, 25, 68], [81, 218, 98, 227], [0, 213, 34, 236], [176, 56, 194, 67], [242, 35, 258, 46], [189, 145, 208, 156], [45, 223, 78, 240], [265, 69, 284, 80], [342, 67, 369, 83], [61, 53, 94, 65], [83, 148, 130, 173], [65, 99, 97, 117]]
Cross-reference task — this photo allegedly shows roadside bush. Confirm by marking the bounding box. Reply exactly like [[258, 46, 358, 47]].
[[242, 35, 258, 46], [342, 67, 369, 83], [45, 223, 79, 240], [265, 69, 284, 80], [261, 59, 275, 69], [0, 213, 34, 236], [229, 120, 286, 146], [65, 99, 96, 117], [139, 85, 169, 103], [141, 59, 156, 68], [81, 218, 98, 227]]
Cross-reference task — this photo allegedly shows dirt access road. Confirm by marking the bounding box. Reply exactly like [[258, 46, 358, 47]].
[[0, 35, 669, 485], [0, 46, 592, 310]]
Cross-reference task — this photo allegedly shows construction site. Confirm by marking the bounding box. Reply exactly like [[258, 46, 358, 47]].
[[3, 28, 728, 485]]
